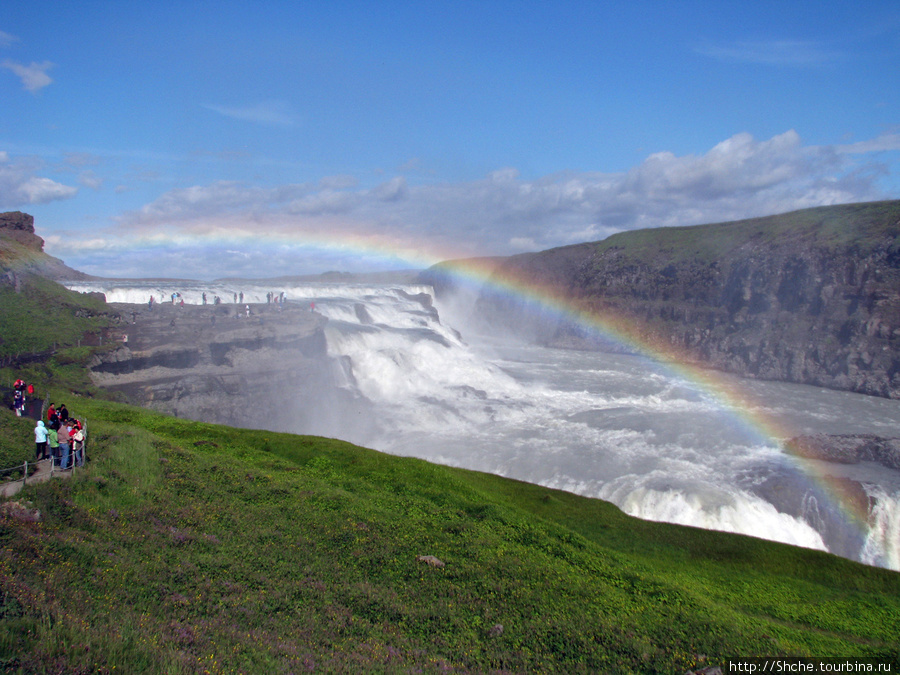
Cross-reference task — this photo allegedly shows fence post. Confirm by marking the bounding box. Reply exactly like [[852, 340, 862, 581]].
[[23, 461, 27, 485]]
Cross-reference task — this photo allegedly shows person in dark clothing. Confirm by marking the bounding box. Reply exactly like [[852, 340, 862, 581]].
[[13, 392, 25, 417]]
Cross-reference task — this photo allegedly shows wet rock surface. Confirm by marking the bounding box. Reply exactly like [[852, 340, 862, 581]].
[[785, 433, 900, 470], [89, 301, 373, 438]]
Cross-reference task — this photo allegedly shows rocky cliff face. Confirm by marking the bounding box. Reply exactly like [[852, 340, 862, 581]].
[[0, 211, 90, 281], [0, 212, 43, 250], [463, 201, 900, 399], [88, 302, 370, 438]]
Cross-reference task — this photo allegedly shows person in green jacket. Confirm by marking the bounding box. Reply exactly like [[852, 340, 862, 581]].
[[48, 426, 59, 465]]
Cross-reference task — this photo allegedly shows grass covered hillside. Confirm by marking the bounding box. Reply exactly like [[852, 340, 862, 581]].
[[1, 400, 899, 674], [0, 276, 111, 358], [591, 200, 900, 265], [0, 221, 114, 369]]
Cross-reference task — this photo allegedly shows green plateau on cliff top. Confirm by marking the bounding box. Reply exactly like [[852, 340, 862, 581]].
[[575, 200, 900, 265], [0, 205, 899, 673]]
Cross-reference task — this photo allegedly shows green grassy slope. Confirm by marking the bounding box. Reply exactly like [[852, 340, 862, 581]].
[[0, 274, 110, 358], [490, 200, 900, 275], [1, 242, 119, 468], [1, 400, 898, 673]]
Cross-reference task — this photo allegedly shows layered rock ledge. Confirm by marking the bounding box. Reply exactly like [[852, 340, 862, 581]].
[[786, 434, 900, 470], [89, 301, 370, 437]]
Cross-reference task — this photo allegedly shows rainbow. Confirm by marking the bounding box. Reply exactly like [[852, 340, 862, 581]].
[[435, 254, 876, 535], [58, 227, 882, 546]]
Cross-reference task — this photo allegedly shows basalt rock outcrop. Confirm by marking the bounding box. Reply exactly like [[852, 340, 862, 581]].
[[0, 211, 90, 281], [88, 301, 373, 438], [449, 201, 900, 399], [786, 433, 900, 470], [0, 212, 43, 250]]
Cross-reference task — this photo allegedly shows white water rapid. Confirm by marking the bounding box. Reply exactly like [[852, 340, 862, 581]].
[[67, 279, 900, 570]]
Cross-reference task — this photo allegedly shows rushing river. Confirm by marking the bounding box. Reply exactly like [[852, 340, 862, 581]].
[[67, 279, 900, 570]]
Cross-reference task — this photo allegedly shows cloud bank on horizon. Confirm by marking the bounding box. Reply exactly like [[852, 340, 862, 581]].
[[1, 2, 899, 279]]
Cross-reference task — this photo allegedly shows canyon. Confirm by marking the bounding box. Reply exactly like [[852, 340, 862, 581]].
[[426, 201, 900, 399]]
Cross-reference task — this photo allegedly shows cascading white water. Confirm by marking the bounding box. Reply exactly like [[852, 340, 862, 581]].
[[66, 279, 900, 569], [861, 486, 900, 570]]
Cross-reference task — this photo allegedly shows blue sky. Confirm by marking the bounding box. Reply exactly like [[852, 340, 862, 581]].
[[1, 1, 899, 279]]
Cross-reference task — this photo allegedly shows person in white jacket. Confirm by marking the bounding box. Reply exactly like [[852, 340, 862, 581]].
[[34, 420, 49, 460]]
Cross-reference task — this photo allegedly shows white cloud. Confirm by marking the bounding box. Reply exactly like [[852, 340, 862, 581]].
[[0, 30, 18, 48], [0, 154, 78, 207], [128, 181, 311, 223], [319, 174, 358, 190], [835, 130, 900, 154], [695, 39, 839, 67], [370, 176, 408, 202], [509, 237, 538, 250], [203, 100, 298, 127], [79, 171, 104, 190], [64, 152, 102, 168], [17, 177, 77, 203], [94, 129, 895, 277], [1, 59, 53, 92]]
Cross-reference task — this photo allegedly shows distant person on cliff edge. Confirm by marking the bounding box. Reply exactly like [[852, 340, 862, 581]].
[[13, 391, 24, 417]]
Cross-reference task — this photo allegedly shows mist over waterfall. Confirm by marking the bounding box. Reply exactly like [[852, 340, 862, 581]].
[[68, 279, 900, 570]]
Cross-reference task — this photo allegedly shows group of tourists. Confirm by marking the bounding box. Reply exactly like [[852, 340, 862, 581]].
[[34, 402, 86, 470], [145, 290, 289, 311], [7, 378, 87, 470]]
